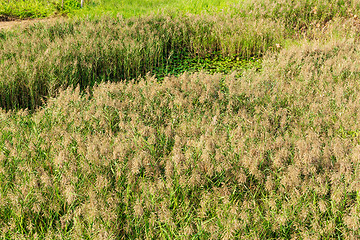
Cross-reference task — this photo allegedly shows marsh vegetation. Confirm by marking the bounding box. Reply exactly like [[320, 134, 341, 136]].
[[1, 0, 360, 239]]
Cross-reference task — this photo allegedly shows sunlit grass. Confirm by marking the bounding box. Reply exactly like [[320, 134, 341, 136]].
[[71, 0, 241, 18], [0, 0, 80, 19]]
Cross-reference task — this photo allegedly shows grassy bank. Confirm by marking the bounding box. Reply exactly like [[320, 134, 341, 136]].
[[0, 0, 240, 19], [0, 0, 80, 19], [2, 0, 358, 24], [2, 39, 360, 237]]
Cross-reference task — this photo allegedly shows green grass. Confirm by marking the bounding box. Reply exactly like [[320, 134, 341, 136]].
[[2, 0, 358, 25], [0, 0, 80, 19], [0, 0, 242, 19], [72, 0, 241, 18]]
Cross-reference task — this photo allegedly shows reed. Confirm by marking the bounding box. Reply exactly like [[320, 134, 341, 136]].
[[0, 13, 284, 110], [1, 1, 360, 237], [2, 38, 360, 237]]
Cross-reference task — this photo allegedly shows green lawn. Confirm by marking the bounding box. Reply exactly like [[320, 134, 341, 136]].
[[72, 0, 241, 18], [0, 0, 241, 19]]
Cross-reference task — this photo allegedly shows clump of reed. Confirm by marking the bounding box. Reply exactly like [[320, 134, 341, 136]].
[[0, 12, 284, 110], [237, 0, 360, 30], [1, 37, 360, 238], [1, 0, 360, 111]]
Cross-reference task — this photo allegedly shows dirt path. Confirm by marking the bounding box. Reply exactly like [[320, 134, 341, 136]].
[[0, 17, 65, 30]]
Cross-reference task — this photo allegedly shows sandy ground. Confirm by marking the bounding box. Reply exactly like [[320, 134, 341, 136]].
[[0, 17, 64, 30]]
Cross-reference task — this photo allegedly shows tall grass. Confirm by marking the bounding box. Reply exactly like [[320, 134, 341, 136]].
[[2, 0, 360, 238], [2, 38, 360, 237], [0, 13, 284, 110], [238, 0, 360, 29], [1, 0, 360, 110]]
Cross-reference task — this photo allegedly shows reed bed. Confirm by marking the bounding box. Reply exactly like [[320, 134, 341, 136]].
[[1, 0, 359, 110], [1, 38, 360, 238], [2, 0, 360, 238], [0, 13, 284, 110]]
